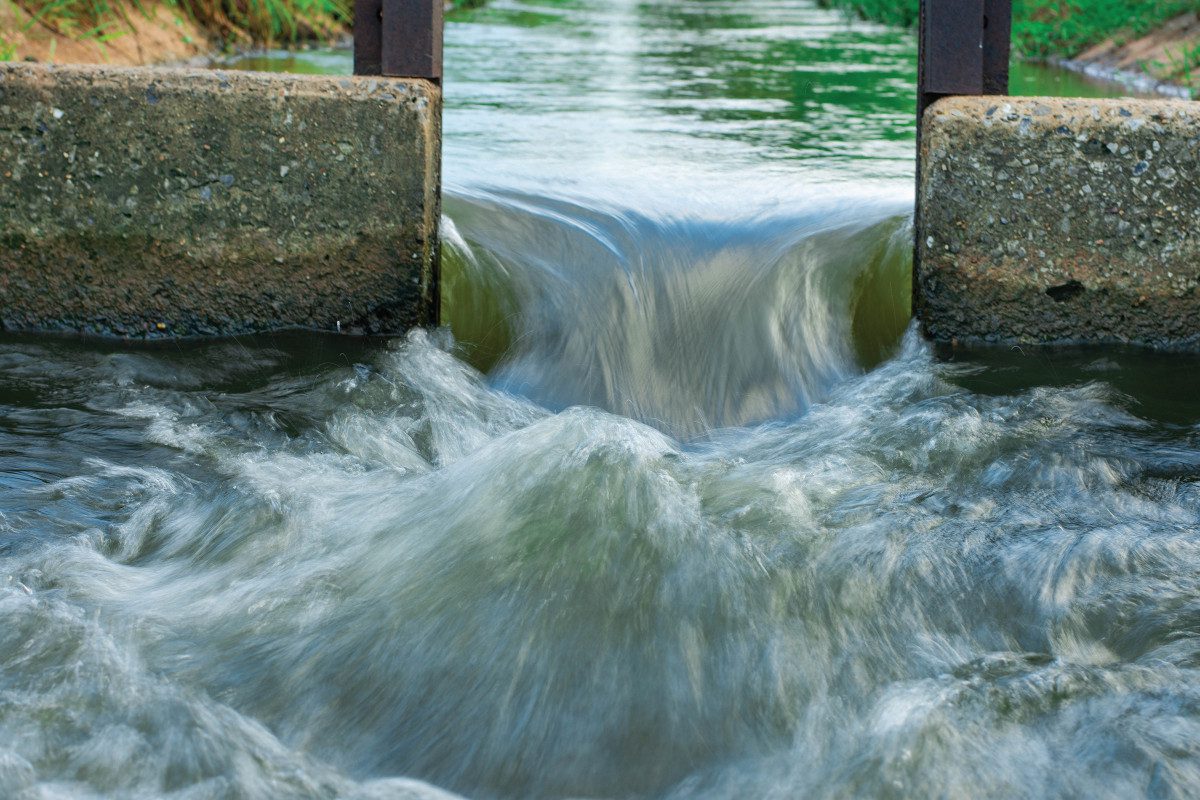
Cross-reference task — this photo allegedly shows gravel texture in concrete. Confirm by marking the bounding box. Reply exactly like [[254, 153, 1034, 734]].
[[918, 96, 1200, 348], [0, 63, 440, 337]]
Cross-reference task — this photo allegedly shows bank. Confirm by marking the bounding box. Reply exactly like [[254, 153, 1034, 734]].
[[820, 0, 1199, 96], [0, 0, 485, 66]]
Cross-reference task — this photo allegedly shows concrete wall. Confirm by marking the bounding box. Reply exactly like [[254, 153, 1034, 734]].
[[0, 63, 440, 337], [918, 96, 1200, 347]]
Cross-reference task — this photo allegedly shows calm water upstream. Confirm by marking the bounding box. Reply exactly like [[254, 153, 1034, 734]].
[[5, 2, 1200, 799]]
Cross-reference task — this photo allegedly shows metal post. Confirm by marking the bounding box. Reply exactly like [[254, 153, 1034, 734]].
[[981, 0, 1012, 97], [918, 0, 982, 120], [354, 0, 443, 81], [917, 0, 1010, 120], [914, 0, 1011, 321], [354, 0, 383, 76]]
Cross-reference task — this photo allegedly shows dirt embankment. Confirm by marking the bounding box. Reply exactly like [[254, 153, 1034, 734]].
[[1, 0, 482, 67], [1067, 12, 1200, 95], [0, 1, 210, 66]]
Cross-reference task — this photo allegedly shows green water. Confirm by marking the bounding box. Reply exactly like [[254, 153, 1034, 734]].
[[3, 3, 1200, 800]]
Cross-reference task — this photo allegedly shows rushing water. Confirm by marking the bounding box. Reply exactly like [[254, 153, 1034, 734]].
[[4, 2, 1199, 799]]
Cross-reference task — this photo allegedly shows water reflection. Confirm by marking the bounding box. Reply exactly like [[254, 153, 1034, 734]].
[[228, 0, 1145, 194]]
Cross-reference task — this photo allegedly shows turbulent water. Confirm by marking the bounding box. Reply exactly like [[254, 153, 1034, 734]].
[[5, 2, 1199, 799]]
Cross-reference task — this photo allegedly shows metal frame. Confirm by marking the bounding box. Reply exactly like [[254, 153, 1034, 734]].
[[354, 0, 443, 80]]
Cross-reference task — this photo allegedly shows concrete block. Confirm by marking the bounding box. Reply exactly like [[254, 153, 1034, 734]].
[[917, 96, 1200, 347], [0, 63, 440, 337]]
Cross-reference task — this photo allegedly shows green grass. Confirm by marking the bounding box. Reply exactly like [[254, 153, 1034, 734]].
[[819, 0, 1196, 60], [818, 0, 918, 29], [12, 0, 350, 49], [176, 0, 351, 45], [8, 0, 494, 53], [1152, 39, 1200, 87], [1013, 0, 1195, 59], [17, 0, 143, 43]]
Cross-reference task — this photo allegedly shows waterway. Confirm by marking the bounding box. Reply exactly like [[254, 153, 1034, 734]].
[[4, 2, 1200, 799]]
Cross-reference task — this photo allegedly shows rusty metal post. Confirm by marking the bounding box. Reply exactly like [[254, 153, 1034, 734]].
[[354, 0, 383, 76], [914, 0, 1011, 320], [981, 0, 1013, 96], [917, 0, 1010, 118], [918, 0, 982, 120], [354, 0, 443, 81]]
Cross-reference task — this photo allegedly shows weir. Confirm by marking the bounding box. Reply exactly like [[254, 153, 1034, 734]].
[[0, 0, 1194, 346]]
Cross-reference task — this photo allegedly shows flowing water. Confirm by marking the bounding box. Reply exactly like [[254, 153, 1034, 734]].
[[4, 2, 1200, 799]]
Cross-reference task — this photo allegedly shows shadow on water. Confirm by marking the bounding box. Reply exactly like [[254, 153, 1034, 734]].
[[942, 342, 1200, 427]]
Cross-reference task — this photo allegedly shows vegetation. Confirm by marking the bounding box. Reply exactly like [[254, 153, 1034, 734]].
[[1152, 38, 1200, 86], [3, 0, 349, 54], [819, 0, 1196, 60], [818, 0, 917, 29], [17, 0, 150, 45], [177, 0, 351, 44], [0, 0, 493, 59], [1012, 0, 1195, 59]]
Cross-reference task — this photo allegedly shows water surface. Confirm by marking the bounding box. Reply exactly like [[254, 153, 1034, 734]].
[[3, 2, 1199, 799]]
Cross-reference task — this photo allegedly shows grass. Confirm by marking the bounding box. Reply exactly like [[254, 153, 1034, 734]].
[[17, 0, 145, 43], [2, 0, 491, 61], [818, 0, 917, 29], [1152, 39, 1200, 88], [5, 0, 489, 56], [819, 0, 1196, 60], [11, 0, 350, 50], [176, 0, 351, 45], [1013, 0, 1195, 59]]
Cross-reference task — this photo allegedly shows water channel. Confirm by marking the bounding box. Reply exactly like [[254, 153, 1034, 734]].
[[4, 1, 1200, 798]]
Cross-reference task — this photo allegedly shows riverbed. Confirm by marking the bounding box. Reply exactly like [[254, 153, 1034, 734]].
[[4, 1, 1200, 799]]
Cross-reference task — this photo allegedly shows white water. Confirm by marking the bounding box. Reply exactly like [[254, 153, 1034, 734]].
[[6, 326, 1200, 799]]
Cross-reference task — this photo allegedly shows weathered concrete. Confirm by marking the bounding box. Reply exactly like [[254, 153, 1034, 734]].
[[917, 96, 1200, 347], [0, 63, 440, 337]]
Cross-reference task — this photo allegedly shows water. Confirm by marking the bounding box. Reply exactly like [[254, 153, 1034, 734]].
[[4, 2, 1198, 799]]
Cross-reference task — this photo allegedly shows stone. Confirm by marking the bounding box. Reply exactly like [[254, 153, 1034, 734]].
[[917, 96, 1200, 348], [0, 63, 441, 337]]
